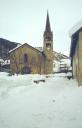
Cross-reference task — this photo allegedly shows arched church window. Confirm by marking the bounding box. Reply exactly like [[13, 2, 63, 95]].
[[24, 54, 28, 63]]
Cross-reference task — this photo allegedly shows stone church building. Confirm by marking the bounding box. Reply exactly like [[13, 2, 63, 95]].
[[9, 12, 54, 74]]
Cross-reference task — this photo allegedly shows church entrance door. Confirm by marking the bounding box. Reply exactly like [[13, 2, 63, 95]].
[[21, 66, 31, 74]]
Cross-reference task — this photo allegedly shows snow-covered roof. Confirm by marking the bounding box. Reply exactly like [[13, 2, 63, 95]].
[[53, 51, 68, 61], [9, 43, 43, 53], [69, 19, 82, 37], [9, 44, 22, 53], [69, 20, 82, 57], [35, 47, 43, 52]]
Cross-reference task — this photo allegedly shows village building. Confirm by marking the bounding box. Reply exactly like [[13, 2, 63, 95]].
[[53, 51, 70, 73], [70, 20, 82, 85], [9, 12, 53, 74]]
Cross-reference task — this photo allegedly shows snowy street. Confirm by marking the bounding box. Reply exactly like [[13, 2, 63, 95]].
[[0, 72, 82, 128]]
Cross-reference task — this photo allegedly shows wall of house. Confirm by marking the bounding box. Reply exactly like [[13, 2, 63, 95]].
[[78, 31, 82, 85], [10, 44, 45, 74], [72, 43, 78, 79], [53, 60, 60, 73], [72, 31, 82, 85]]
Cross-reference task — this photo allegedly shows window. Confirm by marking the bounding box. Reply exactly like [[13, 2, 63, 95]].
[[24, 54, 28, 63], [46, 43, 51, 50]]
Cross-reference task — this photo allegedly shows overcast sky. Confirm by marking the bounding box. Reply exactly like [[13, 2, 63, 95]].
[[0, 0, 82, 55]]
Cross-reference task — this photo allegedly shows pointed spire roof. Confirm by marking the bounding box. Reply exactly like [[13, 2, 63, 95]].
[[45, 11, 51, 32]]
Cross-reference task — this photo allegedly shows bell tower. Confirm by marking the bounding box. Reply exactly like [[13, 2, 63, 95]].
[[43, 11, 53, 74]]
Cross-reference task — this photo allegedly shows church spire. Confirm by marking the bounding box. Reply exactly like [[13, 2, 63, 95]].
[[45, 11, 51, 32], [43, 11, 53, 52]]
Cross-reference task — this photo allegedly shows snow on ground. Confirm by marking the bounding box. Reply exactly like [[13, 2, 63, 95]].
[[0, 72, 82, 128]]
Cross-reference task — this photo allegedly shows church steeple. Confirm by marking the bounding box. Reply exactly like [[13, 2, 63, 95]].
[[45, 11, 51, 33], [43, 11, 53, 74], [44, 11, 53, 41], [43, 11, 53, 51]]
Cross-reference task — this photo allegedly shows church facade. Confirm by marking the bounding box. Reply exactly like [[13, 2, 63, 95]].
[[9, 12, 53, 74]]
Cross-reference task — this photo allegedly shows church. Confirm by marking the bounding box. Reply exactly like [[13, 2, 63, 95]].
[[9, 12, 54, 74]]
